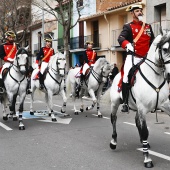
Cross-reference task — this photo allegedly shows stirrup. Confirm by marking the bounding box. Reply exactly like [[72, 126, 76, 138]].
[[121, 104, 129, 113], [0, 87, 5, 94]]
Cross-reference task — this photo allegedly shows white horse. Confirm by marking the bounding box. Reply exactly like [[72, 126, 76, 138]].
[[66, 58, 113, 117], [29, 52, 67, 121], [107, 30, 170, 168], [1, 47, 29, 130]]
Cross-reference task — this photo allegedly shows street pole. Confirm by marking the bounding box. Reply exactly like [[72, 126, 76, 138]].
[[42, 2, 44, 47]]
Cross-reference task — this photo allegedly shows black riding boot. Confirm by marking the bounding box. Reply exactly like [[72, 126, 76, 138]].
[[39, 73, 44, 90], [0, 78, 5, 94], [121, 82, 129, 112], [75, 74, 84, 98]]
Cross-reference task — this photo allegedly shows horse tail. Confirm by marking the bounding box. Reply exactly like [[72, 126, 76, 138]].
[[101, 87, 111, 104]]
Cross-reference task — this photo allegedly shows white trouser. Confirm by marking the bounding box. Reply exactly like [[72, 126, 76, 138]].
[[40, 62, 48, 74], [0, 62, 12, 79], [123, 55, 143, 83], [82, 63, 90, 75]]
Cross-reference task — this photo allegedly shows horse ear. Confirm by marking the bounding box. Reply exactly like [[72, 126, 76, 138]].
[[25, 46, 29, 51]]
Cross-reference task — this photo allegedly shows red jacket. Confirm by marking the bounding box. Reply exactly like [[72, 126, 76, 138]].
[[86, 48, 97, 66], [118, 20, 155, 57], [36, 46, 54, 64]]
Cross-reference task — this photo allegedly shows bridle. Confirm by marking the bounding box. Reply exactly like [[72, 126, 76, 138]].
[[47, 56, 66, 93]]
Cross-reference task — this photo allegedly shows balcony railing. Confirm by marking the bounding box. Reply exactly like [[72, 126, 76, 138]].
[[57, 34, 101, 51]]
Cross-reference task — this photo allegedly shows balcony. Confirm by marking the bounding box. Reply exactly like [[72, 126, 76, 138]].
[[57, 34, 101, 51]]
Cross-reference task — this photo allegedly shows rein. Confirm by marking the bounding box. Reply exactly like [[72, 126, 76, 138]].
[[131, 45, 168, 112], [45, 57, 65, 94], [8, 65, 26, 94]]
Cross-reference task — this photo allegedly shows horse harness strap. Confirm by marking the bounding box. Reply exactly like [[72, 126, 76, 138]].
[[9, 68, 26, 94], [139, 68, 166, 112], [48, 70, 62, 94]]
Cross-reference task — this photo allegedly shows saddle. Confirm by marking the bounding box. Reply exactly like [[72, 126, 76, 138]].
[[118, 59, 145, 92], [33, 68, 48, 80]]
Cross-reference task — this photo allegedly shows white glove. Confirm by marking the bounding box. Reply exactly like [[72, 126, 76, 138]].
[[126, 43, 134, 52], [34, 63, 39, 69]]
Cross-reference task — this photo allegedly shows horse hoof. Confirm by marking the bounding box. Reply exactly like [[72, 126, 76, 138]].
[[61, 109, 65, 113], [19, 126, 25, 130], [98, 115, 103, 118], [86, 107, 88, 111], [144, 161, 154, 168], [30, 111, 34, 115], [74, 112, 79, 115], [49, 113, 51, 117], [110, 143, 117, 150], [52, 118, 57, 122], [80, 108, 84, 112], [3, 116, 8, 121], [13, 117, 18, 121]]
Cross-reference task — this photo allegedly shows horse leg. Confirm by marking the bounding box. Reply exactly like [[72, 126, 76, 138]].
[[110, 97, 120, 150], [18, 100, 25, 130], [30, 86, 36, 115], [8, 94, 17, 121], [96, 86, 103, 118], [1, 94, 8, 121], [47, 91, 57, 122], [137, 111, 153, 168], [59, 89, 68, 116], [135, 111, 150, 147], [86, 89, 96, 111]]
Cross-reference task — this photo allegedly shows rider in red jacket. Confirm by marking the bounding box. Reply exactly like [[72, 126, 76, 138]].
[[117, 4, 155, 112], [35, 37, 55, 90], [0, 31, 19, 93], [76, 41, 97, 97]]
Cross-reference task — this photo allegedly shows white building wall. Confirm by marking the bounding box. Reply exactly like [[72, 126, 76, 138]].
[[72, 0, 96, 37]]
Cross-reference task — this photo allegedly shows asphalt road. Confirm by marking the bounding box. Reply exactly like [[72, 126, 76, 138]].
[[0, 91, 170, 170]]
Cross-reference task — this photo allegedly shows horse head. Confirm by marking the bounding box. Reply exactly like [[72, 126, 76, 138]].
[[96, 58, 113, 80], [49, 52, 66, 77], [14, 47, 29, 75], [155, 29, 170, 75]]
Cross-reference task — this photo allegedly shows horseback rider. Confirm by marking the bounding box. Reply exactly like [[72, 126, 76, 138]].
[[35, 37, 55, 90], [0, 31, 19, 93], [118, 3, 155, 112], [76, 41, 97, 96]]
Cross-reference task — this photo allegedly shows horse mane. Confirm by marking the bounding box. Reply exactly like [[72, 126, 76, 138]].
[[157, 31, 170, 51], [94, 58, 107, 68]]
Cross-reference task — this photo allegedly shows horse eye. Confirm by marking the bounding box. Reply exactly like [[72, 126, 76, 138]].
[[163, 48, 168, 53]]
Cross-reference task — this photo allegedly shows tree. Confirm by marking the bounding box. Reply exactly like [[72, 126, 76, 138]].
[[0, 0, 32, 43], [33, 0, 82, 70]]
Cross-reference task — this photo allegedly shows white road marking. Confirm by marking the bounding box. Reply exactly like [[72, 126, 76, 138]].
[[123, 122, 136, 126], [38, 116, 72, 124], [53, 104, 62, 108], [0, 122, 13, 131], [137, 148, 170, 161], [164, 132, 170, 135], [92, 114, 110, 119]]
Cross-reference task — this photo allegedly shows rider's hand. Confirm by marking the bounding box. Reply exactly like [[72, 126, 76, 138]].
[[126, 43, 134, 52]]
